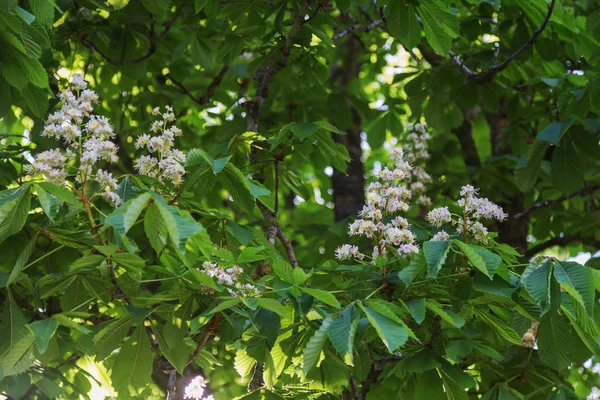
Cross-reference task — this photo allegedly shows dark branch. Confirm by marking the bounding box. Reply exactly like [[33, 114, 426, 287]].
[[449, 0, 556, 81], [166, 371, 177, 400], [514, 184, 600, 219], [81, 8, 181, 65], [166, 66, 229, 105], [333, 18, 385, 40], [525, 233, 598, 258]]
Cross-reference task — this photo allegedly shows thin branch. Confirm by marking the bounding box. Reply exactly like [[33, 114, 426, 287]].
[[166, 66, 229, 105], [166, 371, 177, 400], [525, 233, 598, 258], [514, 184, 600, 219], [333, 18, 385, 40], [449, 0, 556, 81], [245, 1, 308, 269], [81, 7, 181, 65], [349, 375, 360, 400], [276, 227, 299, 268]]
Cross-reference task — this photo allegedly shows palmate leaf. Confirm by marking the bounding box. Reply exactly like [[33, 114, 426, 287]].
[[105, 192, 153, 236], [222, 164, 255, 214], [144, 202, 168, 254], [26, 317, 59, 354], [300, 287, 340, 308], [154, 195, 203, 254], [60, 275, 94, 312], [302, 315, 333, 375], [327, 306, 359, 365], [110, 325, 153, 394], [0, 185, 31, 244], [0, 290, 30, 358], [152, 321, 189, 375], [453, 241, 501, 279], [523, 260, 553, 317], [358, 303, 408, 353], [397, 249, 426, 286], [537, 313, 573, 372], [93, 317, 133, 361], [423, 240, 451, 278], [553, 261, 595, 315], [7, 233, 38, 286]]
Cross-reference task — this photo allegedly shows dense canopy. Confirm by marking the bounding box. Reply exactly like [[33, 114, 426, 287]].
[[1, 0, 600, 399]]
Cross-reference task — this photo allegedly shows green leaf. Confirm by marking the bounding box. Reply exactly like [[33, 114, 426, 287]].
[[514, 140, 548, 192], [186, 148, 231, 174], [551, 138, 584, 193], [289, 122, 318, 140], [154, 195, 203, 254], [60, 275, 93, 312], [20, 84, 48, 118], [537, 119, 573, 145], [68, 254, 105, 272], [397, 250, 426, 286], [0, 186, 31, 244], [7, 233, 38, 286], [93, 317, 133, 361], [0, 290, 29, 358], [105, 192, 153, 237], [113, 253, 145, 274], [386, 0, 421, 48], [407, 298, 426, 324], [537, 313, 572, 372], [302, 315, 333, 374], [187, 268, 218, 290], [222, 164, 255, 213], [327, 306, 358, 365], [152, 321, 189, 375], [423, 240, 451, 278], [272, 259, 294, 283], [257, 298, 288, 318], [26, 318, 59, 354], [416, 0, 459, 55], [238, 247, 267, 263], [473, 309, 521, 345], [358, 303, 408, 353], [453, 241, 500, 278], [301, 287, 340, 308], [426, 300, 465, 328], [523, 260, 553, 317], [553, 261, 594, 315], [111, 326, 153, 394]]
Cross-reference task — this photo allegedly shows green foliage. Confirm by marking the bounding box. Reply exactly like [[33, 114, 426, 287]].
[[1, 0, 600, 398]]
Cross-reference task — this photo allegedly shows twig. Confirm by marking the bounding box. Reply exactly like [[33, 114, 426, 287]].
[[525, 233, 597, 258], [166, 66, 229, 105], [245, 2, 308, 268], [276, 227, 299, 268], [514, 184, 600, 219], [349, 374, 360, 400], [449, 0, 556, 81], [81, 7, 181, 65], [333, 18, 385, 40], [166, 371, 177, 400]]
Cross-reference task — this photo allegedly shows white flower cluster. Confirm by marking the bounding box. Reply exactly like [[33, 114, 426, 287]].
[[202, 261, 261, 297], [426, 185, 507, 243], [26, 73, 121, 206], [183, 376, 214, 400], [134, 106, 186, 187], [336, 147, 419, 262], [403, 123, 433, 207], [589, 388, 600, 400]]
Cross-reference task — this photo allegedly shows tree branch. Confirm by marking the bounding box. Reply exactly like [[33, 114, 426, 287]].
[[166, 371, 177, 400], [514, 184, 600, 219], [166, 66, 229, 105], [81, 8, 181, 65], [449, 0, 556, 81], [525, 233, 598, 258], [333, 18, 385, 40], [245, 1, 308, 269]]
